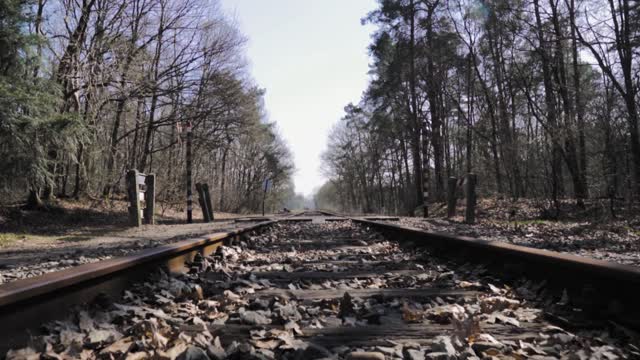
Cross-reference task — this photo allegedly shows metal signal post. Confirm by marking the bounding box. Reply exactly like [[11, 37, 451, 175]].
[[186, 122, 193, 224]]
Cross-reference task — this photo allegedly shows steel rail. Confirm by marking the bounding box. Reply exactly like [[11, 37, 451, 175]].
[[5, 213, 640, 354], [353, 218, 640, 329], [0, 220, 275, 354]]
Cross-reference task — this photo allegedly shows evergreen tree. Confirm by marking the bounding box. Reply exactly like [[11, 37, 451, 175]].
[[0, 0, 83, 208]]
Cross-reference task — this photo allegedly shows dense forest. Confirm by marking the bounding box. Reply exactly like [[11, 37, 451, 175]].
[[0, 0, 295, 213], [318, 0, 640, 216]]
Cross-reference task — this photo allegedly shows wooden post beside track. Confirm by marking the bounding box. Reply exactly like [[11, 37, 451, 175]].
[[144, 174, 156, 225], [127, 170, 156, 226], [447, 177, 457, 218], [262, 179, 271, 217], [127, 170, 142, 227], [465, 173, 477, 224], [203, 183, 214, 221], [422, 120, 429, 218], [196, 183, 211, 223]]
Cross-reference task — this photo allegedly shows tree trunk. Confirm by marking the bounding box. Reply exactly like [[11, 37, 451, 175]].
[[139, 6, 165, 172], [26, 188, 44, 210], [487, 24, 519, 198], [534, 0, 564, 205], [423, 4, 444, 205], [73, 143, 83, 199], [219, 146, 229, 211], [567, 0, 588, 202], [408, 0, 424, 212], [548, 0, 585, 206]]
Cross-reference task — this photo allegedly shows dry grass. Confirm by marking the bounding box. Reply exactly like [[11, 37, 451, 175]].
[[0, 233, 20, 247]]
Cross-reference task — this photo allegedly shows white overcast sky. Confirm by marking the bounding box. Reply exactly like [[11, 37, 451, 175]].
[[220, 0, 378, 196]]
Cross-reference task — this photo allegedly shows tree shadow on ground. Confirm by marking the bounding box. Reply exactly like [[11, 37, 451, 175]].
[[0, 200, 195, 239]]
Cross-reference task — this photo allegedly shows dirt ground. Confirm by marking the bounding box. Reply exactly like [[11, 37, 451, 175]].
[[0, 199, 266, 284], [0, 198, 263, 248]]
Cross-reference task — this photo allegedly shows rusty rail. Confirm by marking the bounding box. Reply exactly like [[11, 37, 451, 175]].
[[353, 218, 640, 329], [5, 213, 640, 354], [0, 220, 275, 354]]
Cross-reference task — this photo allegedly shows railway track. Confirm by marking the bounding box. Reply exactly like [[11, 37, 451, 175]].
[[1, 214, 640, 358]]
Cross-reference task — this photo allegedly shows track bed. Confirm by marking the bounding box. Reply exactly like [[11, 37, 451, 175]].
[[0, 221, 257, 285], [5, 221, 639, 359]]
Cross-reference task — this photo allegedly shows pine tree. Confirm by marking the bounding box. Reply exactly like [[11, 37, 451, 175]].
[[0, 0, 84, 208]]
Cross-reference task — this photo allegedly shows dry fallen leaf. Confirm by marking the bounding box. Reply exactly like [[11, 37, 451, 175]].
[[5, 347, 39, 360], [402, 303, 425, 323], [485, 312, 520, 327], [480, 296, 520, 313], [99, 336, 134, 357], [251, 339, 281, 350], [427, 303, 465, 324], [452, 312, 481, 342]]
